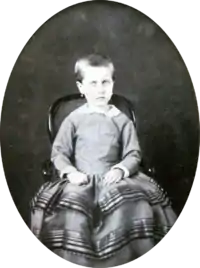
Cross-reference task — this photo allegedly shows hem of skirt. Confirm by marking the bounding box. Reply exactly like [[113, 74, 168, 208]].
[[52, 240, 155, 268], [52, 248, 137, 268]]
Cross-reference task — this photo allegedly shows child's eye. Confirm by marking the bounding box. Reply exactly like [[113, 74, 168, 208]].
[[102, 80, 110, 86], [90, 81, 97, 86]]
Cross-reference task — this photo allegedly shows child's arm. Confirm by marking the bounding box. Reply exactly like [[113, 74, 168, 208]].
[[112, 120, 141, 178], [51, 116, 78, 178]]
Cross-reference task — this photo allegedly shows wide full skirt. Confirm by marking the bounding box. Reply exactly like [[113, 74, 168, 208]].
[[30, 172, 177, 267]]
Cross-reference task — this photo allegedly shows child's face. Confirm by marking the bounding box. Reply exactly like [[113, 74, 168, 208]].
[[77, 65, 114, 107]]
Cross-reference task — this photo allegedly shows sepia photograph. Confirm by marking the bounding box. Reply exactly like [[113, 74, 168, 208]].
[[0, 1, 199, 267]]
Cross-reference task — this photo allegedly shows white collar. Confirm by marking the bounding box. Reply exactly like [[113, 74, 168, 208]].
[[78, 103, 121, 118]]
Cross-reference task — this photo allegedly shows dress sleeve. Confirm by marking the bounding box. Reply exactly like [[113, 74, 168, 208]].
[[112, 120, 141, 177], [51, 116, 78, 177]]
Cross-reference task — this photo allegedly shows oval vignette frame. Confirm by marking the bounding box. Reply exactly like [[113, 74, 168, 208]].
[[1, 1, 199, 264]]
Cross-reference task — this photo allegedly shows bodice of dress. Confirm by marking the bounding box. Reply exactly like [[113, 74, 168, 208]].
[[73, 113, 121, 175], [51, 104, 141, 177]]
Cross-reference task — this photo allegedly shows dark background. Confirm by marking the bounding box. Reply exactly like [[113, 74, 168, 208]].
[[0, 1, 199, 225]]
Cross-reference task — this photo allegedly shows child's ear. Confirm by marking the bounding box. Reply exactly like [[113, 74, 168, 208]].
[[76, 81, 84, 94]]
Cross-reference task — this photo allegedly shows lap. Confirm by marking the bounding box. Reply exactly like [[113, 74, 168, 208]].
[[31, 178, 95, 220], [97, 171, 171, 215], [32, 171, 170, 222], [97, 171, 154, 199]]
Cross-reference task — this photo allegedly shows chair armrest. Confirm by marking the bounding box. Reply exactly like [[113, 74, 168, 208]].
[[145, 166, 156, 178], [41, 159, 55, 182], [140, 159, 156, 178]]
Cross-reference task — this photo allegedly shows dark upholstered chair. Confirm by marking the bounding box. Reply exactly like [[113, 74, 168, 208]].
[[42, 93, 155, 181]]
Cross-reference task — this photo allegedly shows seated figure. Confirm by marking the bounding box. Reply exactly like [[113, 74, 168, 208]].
[[30, 53, 177, 267]]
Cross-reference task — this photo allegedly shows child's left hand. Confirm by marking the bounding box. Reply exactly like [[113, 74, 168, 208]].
[[103, 168, 124, 186]]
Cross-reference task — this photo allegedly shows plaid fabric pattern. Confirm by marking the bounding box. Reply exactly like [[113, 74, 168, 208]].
[[30, 175, 176, 263]]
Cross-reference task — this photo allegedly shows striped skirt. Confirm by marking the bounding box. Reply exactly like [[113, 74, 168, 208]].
[[30, 171, 177, 267]]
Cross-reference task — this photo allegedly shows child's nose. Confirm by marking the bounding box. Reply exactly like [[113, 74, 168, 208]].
[[97, 84, 105, 94]]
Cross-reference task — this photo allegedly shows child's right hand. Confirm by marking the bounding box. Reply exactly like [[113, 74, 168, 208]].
[[67, 171, 89, 185]]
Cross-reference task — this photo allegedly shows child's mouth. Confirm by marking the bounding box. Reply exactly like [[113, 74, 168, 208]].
[[97, 97, 105, 100]]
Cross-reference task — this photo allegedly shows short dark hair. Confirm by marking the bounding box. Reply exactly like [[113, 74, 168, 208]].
[[74, 53, 115, 82]]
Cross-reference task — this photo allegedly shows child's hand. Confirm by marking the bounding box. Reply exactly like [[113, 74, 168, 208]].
[[67, 171, 89, 185], [103, 168, 124, 186]]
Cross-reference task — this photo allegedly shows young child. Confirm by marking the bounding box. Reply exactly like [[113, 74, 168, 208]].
[[31, 54, 177, 267]]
